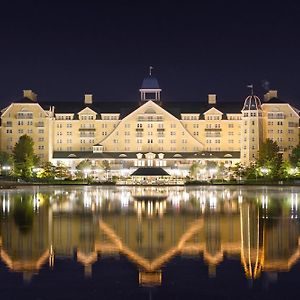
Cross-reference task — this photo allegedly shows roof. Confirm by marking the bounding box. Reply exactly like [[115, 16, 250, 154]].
[[40, 101, 140, 118], [141, 77, 160, 89], [263, 97, 287, 104], [162, 101, 242, 117], [130, 167, 170, 176], [13, 97, 37, 104], [242, 95, 262, 110], [26, 100, 244, 119], [52, 151, 240, 160]]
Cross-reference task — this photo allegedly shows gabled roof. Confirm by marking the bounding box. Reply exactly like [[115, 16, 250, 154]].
[[40, 101, 140, 118], [161, 101, 242, 118], [263, 97, 287, 104], [38, 101, 242, 118], [131, 167, 170, 176], [12, 97, 37, 104]]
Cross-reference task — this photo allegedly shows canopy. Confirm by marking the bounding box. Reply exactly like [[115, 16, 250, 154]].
[[130, 167, 170, 177]]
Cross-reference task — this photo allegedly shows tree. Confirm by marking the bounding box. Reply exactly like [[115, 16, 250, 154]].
[[100, 160, 111, 180], [76, 159, 93, 179], [189, 162, 201, 179], [232, 163, 247, 180], [13, 135, 39, 178], [258, 139, 282, 179], [55, 163, 70, 179], [38, 162, 56, 179], [290, 144, 300, 167]]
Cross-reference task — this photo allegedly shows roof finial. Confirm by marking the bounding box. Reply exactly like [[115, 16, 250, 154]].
[[247, 84, 254, 96], [149, 66, 154, 76]]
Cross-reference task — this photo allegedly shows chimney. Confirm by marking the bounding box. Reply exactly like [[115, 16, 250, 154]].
[[23, 90, 37, 102], [264, 90, 278, 102], [208, 94, 216, 105], [84, 94, 93, 104]]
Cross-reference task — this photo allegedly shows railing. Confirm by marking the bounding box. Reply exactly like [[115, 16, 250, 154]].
[[205, 133, 221, 137], [79, 128, 96, 131], [137, 117, 163, 122], [36, 122, 44, 127], [204, 128, 222, 131], [80, 134, 95, 137], [136, 128, 144, 131], [16, 114, 33, 119], [268, 115, 285, 119]]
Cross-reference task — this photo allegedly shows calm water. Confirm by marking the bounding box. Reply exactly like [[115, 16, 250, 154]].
[[0, 185, 300, 300]]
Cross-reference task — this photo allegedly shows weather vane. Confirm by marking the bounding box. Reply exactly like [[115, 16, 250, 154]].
[[149, 66, 154, 76], [247, 84, 254, 95]]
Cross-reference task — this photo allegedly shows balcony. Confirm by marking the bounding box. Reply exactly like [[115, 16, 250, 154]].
[[79, 128, 96, 131], [36, 122, 44, 127], [80, 133, 95, 137], [136, 128, 144, 132], [5, 122, 12, 127], [157, 128, 165, 132], [204, 128, 222, 131], [205, 133, 221, 137]]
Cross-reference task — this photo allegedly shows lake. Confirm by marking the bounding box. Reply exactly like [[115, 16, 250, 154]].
[[0, 185, 299, 299]]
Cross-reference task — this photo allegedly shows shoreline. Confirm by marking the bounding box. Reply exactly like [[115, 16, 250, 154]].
[[1, 181, 300, 189]]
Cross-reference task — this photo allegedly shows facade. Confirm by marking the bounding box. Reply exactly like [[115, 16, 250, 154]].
[[0, 76, 299, 178]]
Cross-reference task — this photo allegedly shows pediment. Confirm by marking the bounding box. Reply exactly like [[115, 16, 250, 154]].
[[78, 107, 97, 115], [203, 107, 223, 115]]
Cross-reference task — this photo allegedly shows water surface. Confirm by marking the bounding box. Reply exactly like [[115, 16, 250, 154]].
[[0, 185, 300, 299]]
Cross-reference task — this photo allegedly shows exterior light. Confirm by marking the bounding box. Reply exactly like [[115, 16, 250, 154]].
[[209, 168, 217, 176], [83, 168, 91, 179], [289, 167, 298, 175], [2, 166, 11, 171], [260, 167, 269, 175]]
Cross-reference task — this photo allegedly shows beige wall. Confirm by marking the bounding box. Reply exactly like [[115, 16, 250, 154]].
[[0, 98, 299, 167]]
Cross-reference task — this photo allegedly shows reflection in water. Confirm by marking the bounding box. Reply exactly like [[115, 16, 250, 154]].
[[0, 186, 299, 287]]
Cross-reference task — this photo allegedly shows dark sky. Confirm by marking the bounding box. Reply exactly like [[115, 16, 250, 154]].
[[0, 0, 300, 105]]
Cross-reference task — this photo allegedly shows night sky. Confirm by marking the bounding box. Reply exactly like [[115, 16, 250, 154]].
[[0, 0, 300, 105]]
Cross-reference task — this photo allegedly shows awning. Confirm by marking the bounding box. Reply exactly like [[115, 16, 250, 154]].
[[130, 167, 170, 177]]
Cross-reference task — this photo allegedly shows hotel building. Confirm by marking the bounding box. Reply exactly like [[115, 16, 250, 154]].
[[0, 75, 299, 177]]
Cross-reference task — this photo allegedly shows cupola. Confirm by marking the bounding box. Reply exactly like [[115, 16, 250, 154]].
[[139, 67, 161, 102]]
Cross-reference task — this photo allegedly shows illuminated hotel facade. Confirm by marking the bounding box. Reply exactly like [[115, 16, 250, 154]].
[[0, 75, 299, 177]]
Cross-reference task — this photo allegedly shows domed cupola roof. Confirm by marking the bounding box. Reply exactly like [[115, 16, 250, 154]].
[[242, 95, 262, 111], [141, 76, 160, 89]]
